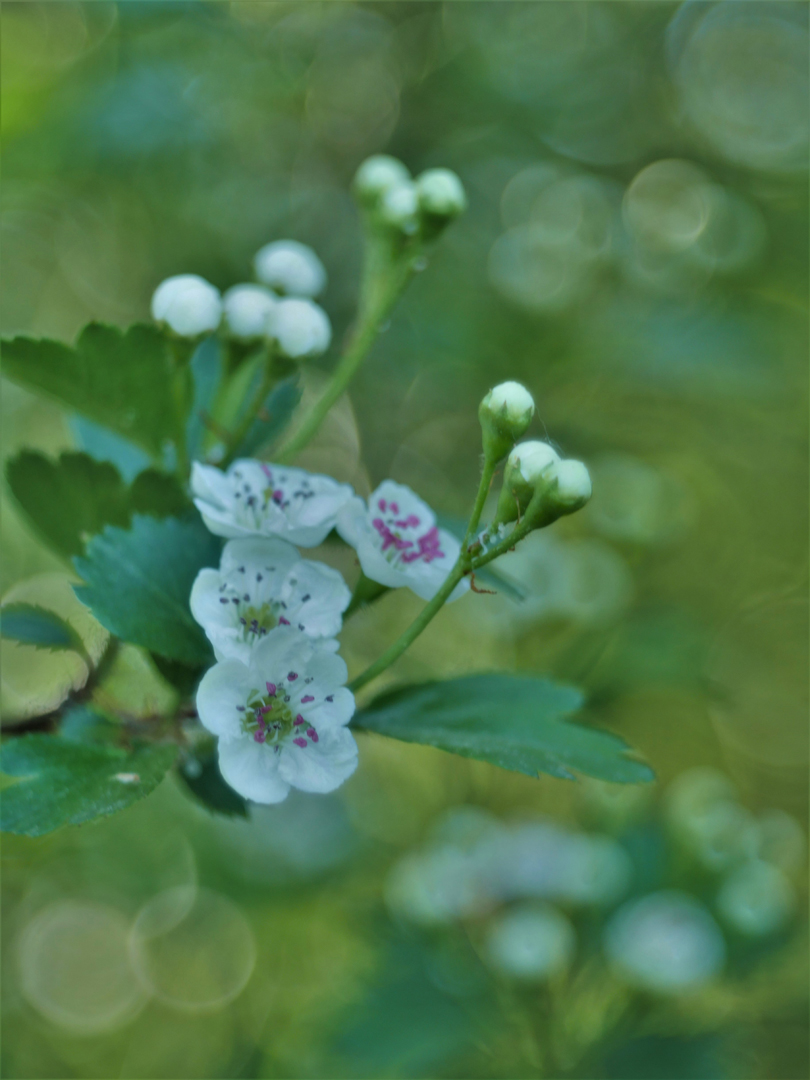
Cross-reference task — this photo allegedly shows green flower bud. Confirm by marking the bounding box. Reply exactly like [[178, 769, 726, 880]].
[[479, 381, 535, 462], [353, 155, 412, 208], [493, 440, 559, 526], [416, 168, 467, 220], [379, 181, 420, 235], [546, 459, 592, 515]]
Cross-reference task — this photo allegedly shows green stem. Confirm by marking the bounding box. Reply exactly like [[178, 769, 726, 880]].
[[347, 451, 508, 694], [462, 456, 498, 552], [168, 340, 192, 480], [221, 346, 274, 468], [276, 249, 417, 465], [470, 519, 534, 571], [348, 560, 466, 694]]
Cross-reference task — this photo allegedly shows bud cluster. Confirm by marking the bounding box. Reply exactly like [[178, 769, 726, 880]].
[[150, 241, 332, 359], [477, 381, 592, 540], [353, 154, 467, 239]]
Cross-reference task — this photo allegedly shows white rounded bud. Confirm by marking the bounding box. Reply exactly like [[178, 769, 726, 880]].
[[416, 168, 467, 219], [379, 182, 420, 234], [151, 274, 222, 337], [549, 459, 592, 510], [509, 440, 560, 484], [479, 382, 535, 461], [267, 298, 331, 359], [222, 284, 277, 341], [354, 155, 411, 203], [253, 240, 326, 298]]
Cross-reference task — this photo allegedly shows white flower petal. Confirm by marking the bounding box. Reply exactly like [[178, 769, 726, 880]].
[[335, 496, 367, 548], [278, 727, 358, 793], [220, 537, 299, 579], [303, 687, 355, 731], [281, 561, 350, 639], [189, 568, 227, 629], [247, 625, 313, 682], [218, 737, 291, 804], [192, 460, 354, 548], [196, 660, 253, 739], [338, 481, 468, 602]]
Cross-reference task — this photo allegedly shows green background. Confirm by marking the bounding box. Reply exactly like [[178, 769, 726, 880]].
[[1, 3, 807, 1078]]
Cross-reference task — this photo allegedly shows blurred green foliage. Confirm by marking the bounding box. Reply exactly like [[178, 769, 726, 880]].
[[1, 2, 807, 1078]]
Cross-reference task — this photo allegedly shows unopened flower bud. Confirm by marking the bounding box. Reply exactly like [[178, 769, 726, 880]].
[[547, 459, 592, 515], [479, 381, 535, 461], [416, 168, 467, 221], [494, 440, 559, 526], [254, 240, 326, 298], [222, 284, 277, 341], [379, 181, 420, 234], [353, 155, 411, 206], [267, 298, 331, 359], [151, 274, 222, 338]]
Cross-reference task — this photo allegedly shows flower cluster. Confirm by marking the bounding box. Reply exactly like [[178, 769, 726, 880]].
[[151, 240, 331, 359], [190, 462, 469, 804]]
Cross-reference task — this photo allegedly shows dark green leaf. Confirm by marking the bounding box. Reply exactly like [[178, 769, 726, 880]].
[[129, 469, 190, 518], [186, 336, 224, 461], [353, 673, 654, 784], [7, 451, 130, 557], [177, 750, 248, 817], [0, 734, 177, 835], [237, 374, 302, 457], [437, 515, 528, 602], [69, 415, 151, 482], [6, 451, 190, 558], [74, 514, 220, 666], [2, 322, 177, 457], [0, 603, 88, 661]]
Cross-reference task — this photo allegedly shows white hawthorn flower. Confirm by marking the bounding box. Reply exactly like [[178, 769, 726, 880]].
[[416, 168, 467, 219], [223, 284, 278, 341], [268, 298, 331, 359], [196, 627, 357, 804], [354, 154, 411, 204], [337, 480, 469, 602], [151, 274, 222, 337], [192, 460, 355, 547], [253, 240, 326, 298], [190, 537, 351, 664]]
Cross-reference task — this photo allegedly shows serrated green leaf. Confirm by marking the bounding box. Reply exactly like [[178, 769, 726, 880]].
[[437, 515, 528, 602], [0, 734, 176, 835], [177, 751, 248, 817], [0, 603, 88, 662], [186, 336, 224, 461], [352, 673, 654, 784], [7, 451, 131, 557], [2, 322, 177, 457], [6, 451, 190, 558], [237, 374, 302, 457], [74, 514, 220, 666]]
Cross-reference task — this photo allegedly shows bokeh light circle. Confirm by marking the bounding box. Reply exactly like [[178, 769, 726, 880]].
[[18, 900, 146, 1034], [128, 887, 256, 1013]]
